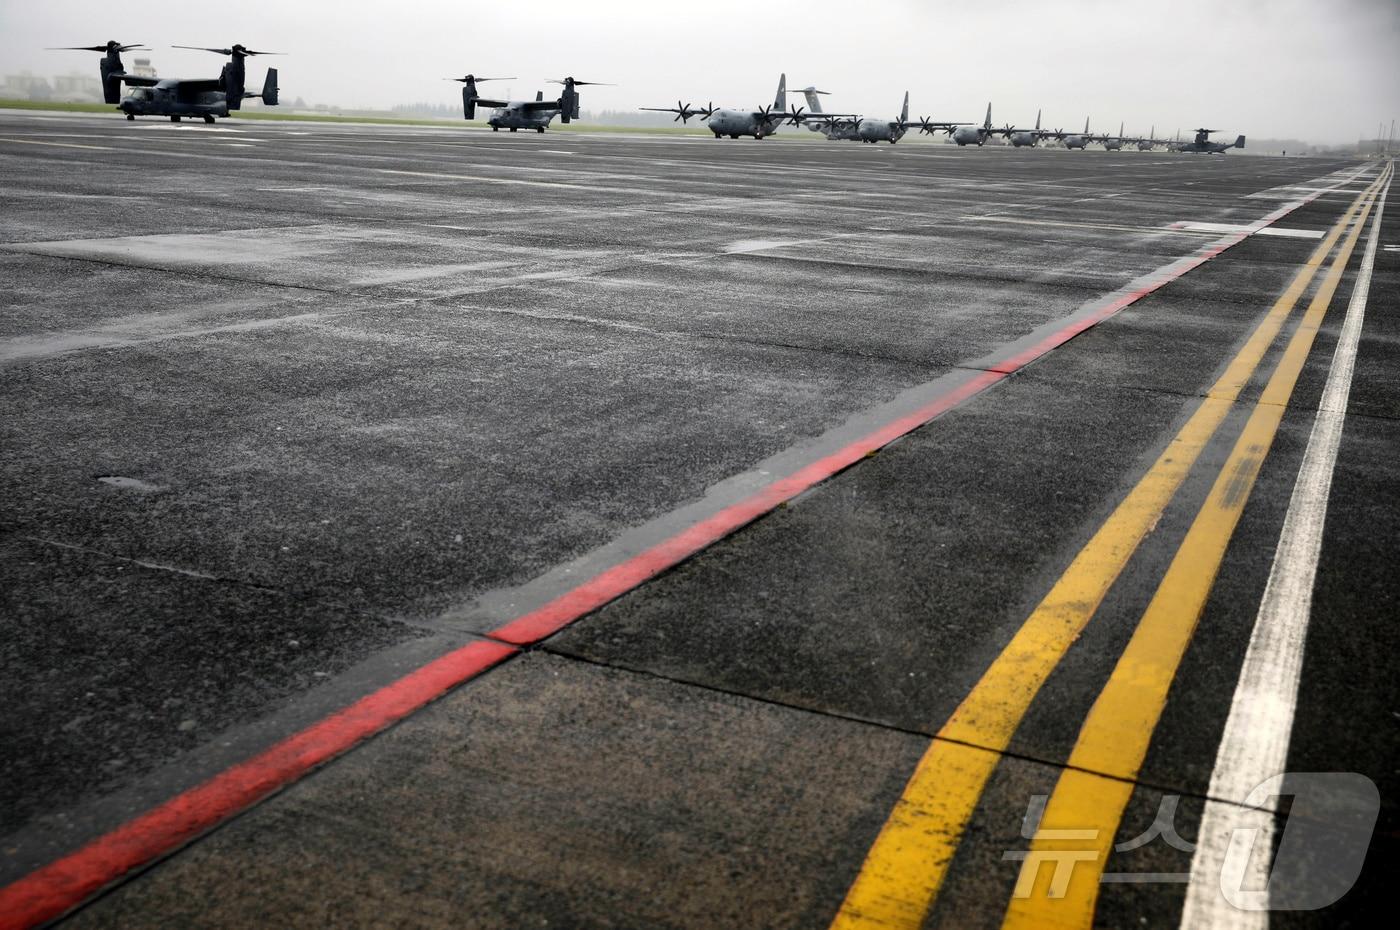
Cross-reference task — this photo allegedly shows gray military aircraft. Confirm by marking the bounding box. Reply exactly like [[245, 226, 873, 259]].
[[50, 41, 279, 122], [1178, 127, 1246, 154], [1056, 117, 1094, 150], [791, 91, 961, 144], [454, 75, 605, 132], [1135, 125, 1160, 151], [1005, 110, 1049, 147], [1096, 121, 1128, 151], [794, 86, 862, 141], [950, 103, 1001, 146], [642, 74, 793, 139]]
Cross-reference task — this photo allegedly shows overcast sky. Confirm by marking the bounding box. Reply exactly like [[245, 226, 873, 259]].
[[2, 0, 1396, 142]]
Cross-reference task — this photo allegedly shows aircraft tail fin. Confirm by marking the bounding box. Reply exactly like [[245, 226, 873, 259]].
[[1234, 134, 1246, 149], [900, 91, 909, 123], [774, 72, 787, 111], [800, 86, 827, 114], [1035, 108, 1041, 131], [259, 68, 279, 106], [984, 101, 992, 130], [536, 90, 544, 102], [1084, 116, 1090, 133]]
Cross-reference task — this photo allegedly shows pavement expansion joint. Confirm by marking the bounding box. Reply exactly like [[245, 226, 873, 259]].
[[537, 645, 1292, 820]]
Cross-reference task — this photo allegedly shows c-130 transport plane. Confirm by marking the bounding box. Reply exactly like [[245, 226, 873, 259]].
[[49, 40, 279, 122], [454, 74, 608, 132], [789, 89, 964, 144], [642, 74, 794, 139]]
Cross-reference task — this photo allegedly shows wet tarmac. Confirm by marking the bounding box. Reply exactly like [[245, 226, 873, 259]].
[[1, 111, 1395, 929]]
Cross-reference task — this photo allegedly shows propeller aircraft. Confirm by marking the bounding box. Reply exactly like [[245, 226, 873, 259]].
[[453, 74, 608, 132], [1178, 127, 1246, 154], [789, 90, 963, 144], [641, 74, 793, 140], [950, 104, 1003, 146], [49, 41, 279, 122]]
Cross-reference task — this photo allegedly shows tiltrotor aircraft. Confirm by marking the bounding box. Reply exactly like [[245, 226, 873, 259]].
[[454, 75, 607, 132], [1178, 127, 1246, 154], [642, 74, 795, 139], [50, 41, 279, 122], [791, 90, 962, 144]]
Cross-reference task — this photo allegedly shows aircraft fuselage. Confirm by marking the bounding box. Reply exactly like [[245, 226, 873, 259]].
[[706, 109, 783, 139], [952, 126, 991, 146], [118, 81, 229, 120], [487, 104, 559, 131]]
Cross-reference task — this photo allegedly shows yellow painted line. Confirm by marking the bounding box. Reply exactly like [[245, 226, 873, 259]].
[[829, 169, 1386, 930], [1000, 162, 1388, 930], [0, 137, 116, 151]]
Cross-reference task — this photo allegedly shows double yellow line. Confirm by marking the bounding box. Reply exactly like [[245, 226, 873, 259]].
[[831, 165, 1390, 930]]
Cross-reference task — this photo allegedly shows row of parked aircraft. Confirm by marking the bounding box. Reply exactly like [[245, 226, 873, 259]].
[[639, 74, 1244, 153], [51, 46, 1246, 155]]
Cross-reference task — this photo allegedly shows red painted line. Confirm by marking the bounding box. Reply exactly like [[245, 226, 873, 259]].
[[0, 640, 515, 930], [0, 176, 1356, 929]]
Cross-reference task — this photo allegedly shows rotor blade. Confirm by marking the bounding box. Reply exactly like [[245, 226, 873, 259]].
[[548, 79, 615, 86], [173, 45, 233, 55]]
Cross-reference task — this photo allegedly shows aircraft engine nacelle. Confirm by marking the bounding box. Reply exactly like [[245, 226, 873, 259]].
[[462, 85, 478, 120], [222, 58, 247, 109], [559, 83, 579, 124], [99, 58, 122, 105]]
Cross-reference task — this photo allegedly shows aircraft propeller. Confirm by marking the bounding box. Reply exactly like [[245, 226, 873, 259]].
[[786, 105, 806, 126], [173, 44, 283, 57], [548, 78, 614, 86], [446, 75, 515, 83], [49, 41, 148, 53]]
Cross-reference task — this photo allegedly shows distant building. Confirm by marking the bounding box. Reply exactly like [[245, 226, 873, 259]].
[[52, 71, 103, 103], [131, 58, 157, 80], [2, 71, 53, 100]]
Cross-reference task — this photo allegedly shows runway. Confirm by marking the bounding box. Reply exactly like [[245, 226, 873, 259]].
[[0, 111, 1395, 928]]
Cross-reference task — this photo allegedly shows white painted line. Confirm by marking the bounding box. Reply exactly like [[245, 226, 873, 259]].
[[1179, 166, 1390, 929], [1169, 221, 1324, 240], [1254, 227, 1325, 240]]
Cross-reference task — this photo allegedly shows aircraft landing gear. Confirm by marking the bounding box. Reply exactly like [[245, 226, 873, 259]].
[[714, 132, 722, 139], [203, 114, 216, 124], [536, 127, 545, 133], [125, 113, 135, 121], [491, 126, 499, 131], [170, 116, 181, 122], [509, 127, 517, 132], [729, 133, 739, 139]]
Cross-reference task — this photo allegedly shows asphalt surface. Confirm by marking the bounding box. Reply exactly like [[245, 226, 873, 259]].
[[0, 111, 1394, 928]]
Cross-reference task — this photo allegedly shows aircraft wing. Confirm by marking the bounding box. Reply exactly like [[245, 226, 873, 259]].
[[118, 75, 161, 87], [471, 97, 512, 109], [793, 112, 861, 125], [516, 99, 562, 112]]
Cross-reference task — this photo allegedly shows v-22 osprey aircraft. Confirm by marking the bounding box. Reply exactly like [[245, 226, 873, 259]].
[[50, 40, 279, 122], [453, 74, 608, 132]]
